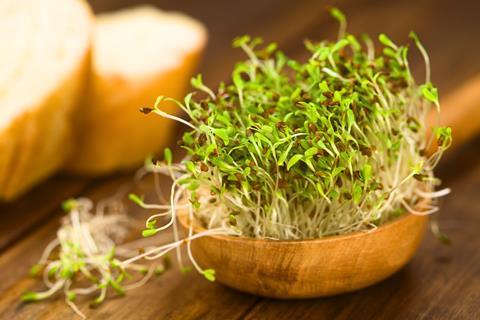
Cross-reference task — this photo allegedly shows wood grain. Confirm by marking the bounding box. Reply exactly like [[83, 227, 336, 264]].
[[0, 176, 89, 252], [0, 0, 479, 319]]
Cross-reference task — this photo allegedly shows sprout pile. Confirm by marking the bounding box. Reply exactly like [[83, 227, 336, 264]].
[[22, 198, 169, 319], [140, 9, 451, 240]]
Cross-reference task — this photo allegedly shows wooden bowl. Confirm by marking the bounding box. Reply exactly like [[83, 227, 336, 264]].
[[180, 213, 428, 298]]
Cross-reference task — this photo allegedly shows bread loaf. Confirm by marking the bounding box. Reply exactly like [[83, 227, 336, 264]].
[[0, 0, 92, 200], [67, 6, 207, 174]]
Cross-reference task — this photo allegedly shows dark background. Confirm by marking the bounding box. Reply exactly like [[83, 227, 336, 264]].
[[0, 1, 479, 319]]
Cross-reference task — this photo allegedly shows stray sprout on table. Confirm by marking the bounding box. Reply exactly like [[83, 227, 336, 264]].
[[21, 198, 169, 319]]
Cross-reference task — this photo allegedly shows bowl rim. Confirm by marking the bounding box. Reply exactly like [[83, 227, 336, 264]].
[[177, 203, 429, 245]]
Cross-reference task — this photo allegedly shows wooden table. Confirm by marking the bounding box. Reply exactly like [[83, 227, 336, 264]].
[[1, 0, 479, 319]]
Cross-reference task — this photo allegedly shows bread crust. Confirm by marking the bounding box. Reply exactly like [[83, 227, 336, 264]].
[[0, 0, 93, 201], [67, 10, 206, 174]]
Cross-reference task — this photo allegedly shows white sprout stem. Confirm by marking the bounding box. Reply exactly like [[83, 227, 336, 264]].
[[141, 203, 188, 210], [65, 299, 86, 320], [414, 38, 431, 83], [401, 199, 438, 216], [39, 238, 60, 264], [120, 228, 230, 267], [170, 182, 184, 268], [364, 36, 375, 61], [71, 285, 98, 295], [415, 187, 451, 199], [322, 67, 351, 82], [186, 205, 205, 274], [64, 281, 86, 319], [32, 280, 65, 300], [122, 266, 156, 291], [153, 109, 198, 130]]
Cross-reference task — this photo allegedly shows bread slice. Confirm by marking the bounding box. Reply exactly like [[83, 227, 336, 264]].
[[0, 0, 92, 200], [67, 6, 207, 174]]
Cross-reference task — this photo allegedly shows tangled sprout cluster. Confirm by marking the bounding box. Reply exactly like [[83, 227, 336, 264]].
[[22, 198, 169, 319], [140, 9, 451, 240]]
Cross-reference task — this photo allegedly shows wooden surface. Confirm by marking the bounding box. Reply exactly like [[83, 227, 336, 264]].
[[1, 0, 479, 319]]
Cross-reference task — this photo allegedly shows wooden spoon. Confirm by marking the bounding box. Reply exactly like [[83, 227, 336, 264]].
[[182, 76, 480, 298]]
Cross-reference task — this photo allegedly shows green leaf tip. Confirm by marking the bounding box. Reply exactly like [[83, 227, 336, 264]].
[[89, 296, 104, 308], [232, 35, 251, 48], [191, 74, 204, 89], [29, 263, 43, 277], [329, 7, 345, 22], [420, 83, 439, 108], [146, 219, 157, 229], [21, 291, 40, 302], [214, 128, 230, 146], [408, 31, 420, 42], [142, 228, 158, 238], [202, 269, 216, 282], [128, 193, 144, 206], [109, 279, 125, 296], [287, 154, 303, 171], [434, 126, 452, 149], [61, 198, 77, 212], [164, 147, 173, 166], [378, 33, 397, 49], [67, 291, 76, 302]]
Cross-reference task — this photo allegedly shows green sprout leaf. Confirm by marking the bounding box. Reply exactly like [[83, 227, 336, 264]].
[[287, 154, 303, 171], [67, 291, 76, 302], [191, 74, 204, 90], [434, 126, 452, 149], [330, 7, 345, 23], [21, 292, 40, 302], [232, 35, 251, 48], [352, 184, 362, 204], [346, 109, 355, 128], [29, 264, 43, 277], [142, 229, 158, 237], [109, 278, 125, 296], [304, 147, 318, 158], [61, 198, 77, 212], [214, 129, 230, 146], [128, 193, 144, 206], [378, 34, 397, 49], [420, 83, 439, 108], [202, 269, 216, 282], [362, 164, 372, 182], [146, 219, 157, 229], [164, 147, 173, 166]]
